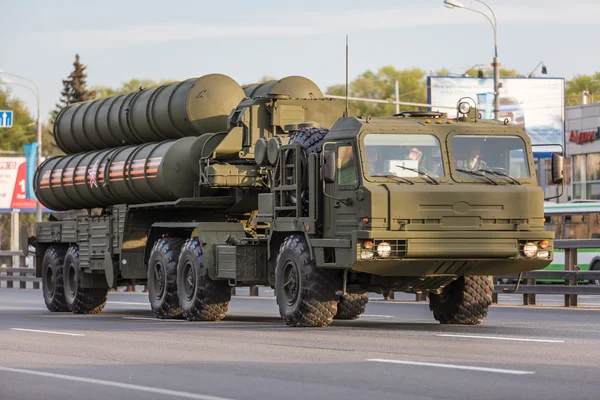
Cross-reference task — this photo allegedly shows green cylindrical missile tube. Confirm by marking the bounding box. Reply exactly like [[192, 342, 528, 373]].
[[53, 74, 246, 154], [34, 137, 203, 211], [242, 76, 324, 98]]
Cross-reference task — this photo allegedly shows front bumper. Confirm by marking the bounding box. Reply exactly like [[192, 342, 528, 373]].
[[351, 230, 554, 277]]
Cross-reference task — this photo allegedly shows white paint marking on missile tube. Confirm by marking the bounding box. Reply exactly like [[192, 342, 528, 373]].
[[0, 366, 236, 400], [108, 301, 150, 306], [436, 334, 564, 343], [122, 317, 186, 322], [10, 328, 84, 337], [367, 359, 535, 375]]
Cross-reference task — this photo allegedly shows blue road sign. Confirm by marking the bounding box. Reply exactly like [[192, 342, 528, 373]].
[[0, 110, 13, 128]]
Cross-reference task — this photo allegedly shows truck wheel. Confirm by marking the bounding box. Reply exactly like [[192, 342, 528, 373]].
[[335, 293, 368, 320], [147, 237, 186, 319], [275, 234, 339, 327], [41, 246, 69, 312], [428, 276, 493, 325], [177, 237, 231, 321], [63, 246, 108, 314]]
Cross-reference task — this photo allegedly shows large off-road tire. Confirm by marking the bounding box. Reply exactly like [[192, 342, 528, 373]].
[[41, 246, 69, 312], [275, 234, 340, 327], [147, 237, 186, 319], [289, 127, 328, 155], [335, 293, 368, 320], [177, 237, 231, 321], [428, 276, 493, 325], [63, 246, 108, 314], [286, 127, 329, 211]]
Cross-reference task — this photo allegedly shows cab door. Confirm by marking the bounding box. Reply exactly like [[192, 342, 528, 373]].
[[323, 142, 361, 238]]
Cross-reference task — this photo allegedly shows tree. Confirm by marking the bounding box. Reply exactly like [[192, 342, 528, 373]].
[[70, 54, 96, 104], [565, 72, 600, 106], [326, 66, 449, 117], [52, 54, 96, 120], [0, 87, 35, 152], [325, 66, 527, 117]]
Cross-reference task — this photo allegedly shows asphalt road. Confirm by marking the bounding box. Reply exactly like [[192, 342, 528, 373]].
[[1, 289, 599, 400]]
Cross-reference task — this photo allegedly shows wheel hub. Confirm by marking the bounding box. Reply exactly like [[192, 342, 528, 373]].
[[66, 262, 77, 300], [44, 264, 55, 296], [152, 262, 165, 300], [282, 259, 299, 306], [183, 261, 196, 301]]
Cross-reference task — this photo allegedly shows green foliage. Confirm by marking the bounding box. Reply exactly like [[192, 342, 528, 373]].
[[94, 78, 175, 98], [325, 66, 445, 117], [0, 87, 35, 152], [325, 66, 526, 117], [463, 67, 520, 77], [53, 54, 96, 120], [565, 72, 600, 106]]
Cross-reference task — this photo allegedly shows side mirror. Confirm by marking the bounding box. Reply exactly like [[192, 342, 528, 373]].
[[551, 153, 564, 184], [323, 150, 336, 183]]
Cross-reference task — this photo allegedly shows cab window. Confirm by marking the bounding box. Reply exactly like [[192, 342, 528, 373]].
[[337, 145, 358, 187]]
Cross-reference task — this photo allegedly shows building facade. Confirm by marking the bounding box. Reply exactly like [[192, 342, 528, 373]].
[[564, 102, 600, 200]]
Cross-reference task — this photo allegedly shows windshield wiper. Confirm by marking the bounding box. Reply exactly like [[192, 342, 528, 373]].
[[382, 174, 415, 185], [395, 165, 440, 185], [478, 169, 522, 185], [455, 168, 498, 185]]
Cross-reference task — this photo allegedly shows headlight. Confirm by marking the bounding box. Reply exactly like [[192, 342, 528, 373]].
[[458, 102, 471, 114], [377, 242, 392, 258], [537, 250, 550, 259], [361, 240, 374, 260], [360, 249, 374, 260], [523, 242, 538, 258]]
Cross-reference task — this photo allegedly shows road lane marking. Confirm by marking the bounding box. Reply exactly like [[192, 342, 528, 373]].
[[367, 359, 535, 375], [123, 317, 186, 322], [10, 328, 84, 337], [436, 334, 564, 343], [109, 301, 150, 306], [362, 314, 395, 318], [0, 366, 234, 400]]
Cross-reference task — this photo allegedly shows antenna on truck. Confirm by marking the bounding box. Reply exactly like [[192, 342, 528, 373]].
[[345, 34, 349, 117]]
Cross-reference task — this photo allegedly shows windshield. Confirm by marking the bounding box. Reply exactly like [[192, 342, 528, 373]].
[[363, 134, 444, 179], [451, 135, 530, 179]]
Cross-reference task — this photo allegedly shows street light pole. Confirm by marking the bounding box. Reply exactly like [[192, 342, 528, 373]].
[[443, 0, 500, 120], [0, 71, 43, 222]]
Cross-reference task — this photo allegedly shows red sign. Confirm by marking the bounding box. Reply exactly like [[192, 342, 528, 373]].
[[568, 127, 599, 144], [0, 157, 39, 211]]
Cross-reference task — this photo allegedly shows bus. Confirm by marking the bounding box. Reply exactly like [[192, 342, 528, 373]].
[[544, 201, 600, 284]]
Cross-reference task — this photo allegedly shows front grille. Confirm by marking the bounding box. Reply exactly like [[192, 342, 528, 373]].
[[373, 239, 408, 258]]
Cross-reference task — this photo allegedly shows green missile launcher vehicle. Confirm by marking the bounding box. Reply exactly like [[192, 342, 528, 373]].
[[30, 74, 562, 326]]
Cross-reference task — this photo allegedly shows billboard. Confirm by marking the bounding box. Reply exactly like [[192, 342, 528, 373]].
[[428, 76, 565, 154], [0, 157, 43, 212]]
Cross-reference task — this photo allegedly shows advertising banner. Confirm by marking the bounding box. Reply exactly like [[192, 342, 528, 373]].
[[0, 157, 42, 212], [428, 76, 565, 154]]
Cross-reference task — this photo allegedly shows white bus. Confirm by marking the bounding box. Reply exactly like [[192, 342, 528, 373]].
[[544, 201, 600, 284]]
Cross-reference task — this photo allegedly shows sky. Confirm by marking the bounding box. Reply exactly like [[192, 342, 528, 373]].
[[1, 0, 599, 120]]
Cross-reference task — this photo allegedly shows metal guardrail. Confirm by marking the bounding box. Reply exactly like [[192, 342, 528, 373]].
[[492, 238, 600, 307], [0, 250, 40, 289]]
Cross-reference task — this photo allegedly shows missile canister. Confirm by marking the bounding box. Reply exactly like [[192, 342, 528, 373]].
[[34, 137, 203, 211], [53, 74, 245, 154], [242, 76, 324, 99]]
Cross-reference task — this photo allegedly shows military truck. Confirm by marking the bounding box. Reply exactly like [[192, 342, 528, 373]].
[[31, 74, 562, 327]]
